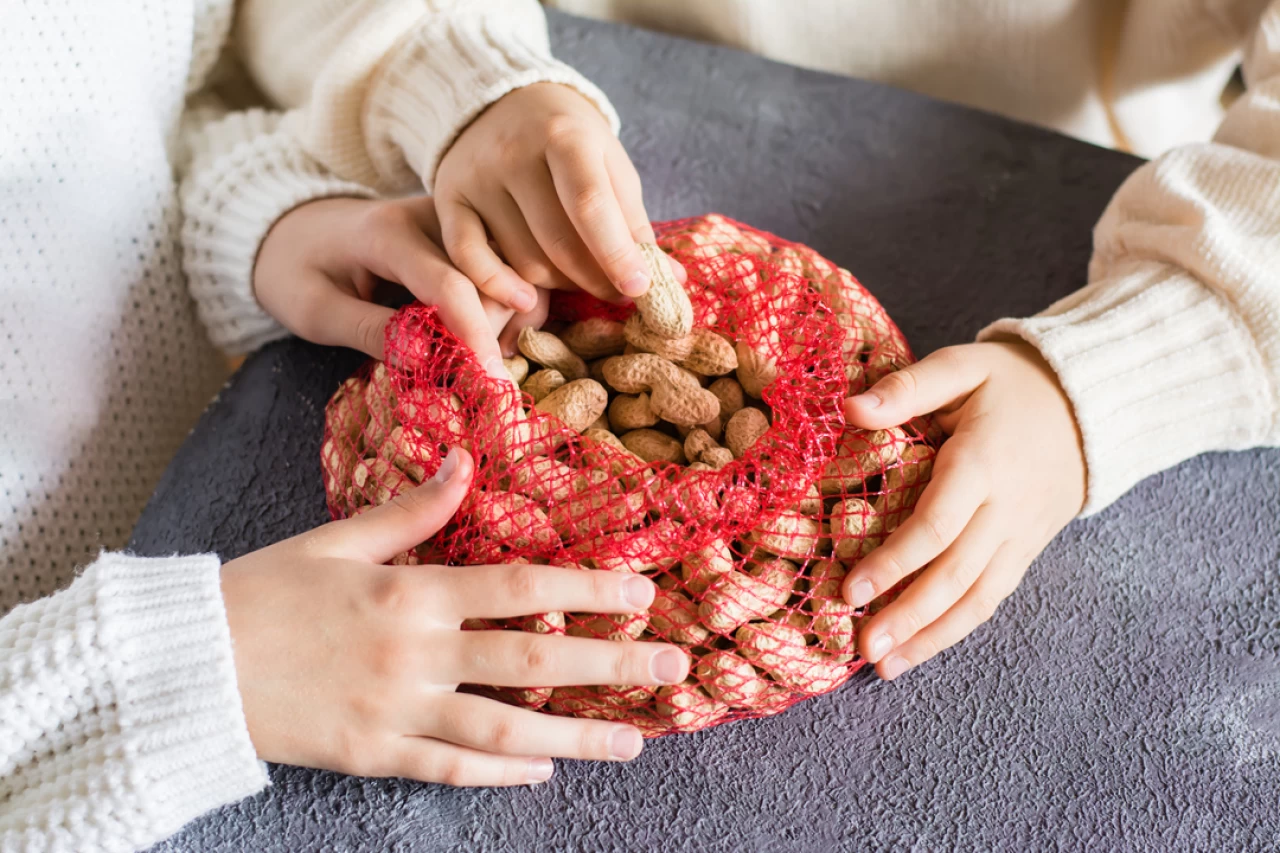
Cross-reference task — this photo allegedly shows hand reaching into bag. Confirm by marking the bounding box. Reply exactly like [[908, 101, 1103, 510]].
[[841, 341, 1086, 680], [254, 195, 520, 377], [221, 447, 690, 786]]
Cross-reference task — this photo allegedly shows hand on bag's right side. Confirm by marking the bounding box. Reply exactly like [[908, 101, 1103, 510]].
[[220, 447, 689, 787]]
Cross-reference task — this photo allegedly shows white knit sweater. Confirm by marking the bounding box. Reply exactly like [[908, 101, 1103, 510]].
[[3, 0, 1279, 849], [0, 1, 611, 849]]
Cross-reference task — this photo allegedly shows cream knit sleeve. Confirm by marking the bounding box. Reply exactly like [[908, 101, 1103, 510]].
[[234, 0, 620, 193], [979, 2, 1280, 514], [179, 101, 378, 355], [0, 554, 268, 851]]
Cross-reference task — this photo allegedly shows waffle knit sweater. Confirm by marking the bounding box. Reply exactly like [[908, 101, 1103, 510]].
[[2, 0, 1279, 849], [0, 2, 612, 849]]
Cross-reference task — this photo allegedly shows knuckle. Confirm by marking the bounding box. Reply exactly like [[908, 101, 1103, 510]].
[[911, 633, 942, 664], [615, 646, 643, 684], [569, 184, 609, 222], [505, 563, 544, 605], [872, 548, 912, 586], [513, 259, 555, 288], [436, 757, 471, 787], [367, 633, 412, 681], [894, 605, 924, 639], [939, 557, 982, 597], [368, 569, 416, 617], [354, 310, 385, 355], [494, 133, 527, 169], [544, 228, 581, 263], [437, 271, 478, 301], [485, 716, 519, 753], [543, 114, 585, 150], [918, 510, 959, 552], [362, 202, 412, 242], [333, 729, 377, 777], [972, 591, 1003, 623], [521, 636, 554, 678]]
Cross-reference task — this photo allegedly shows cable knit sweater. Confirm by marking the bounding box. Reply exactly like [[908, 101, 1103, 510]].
[[3, 0, 1279, 849], [0, 2, 611, 849]]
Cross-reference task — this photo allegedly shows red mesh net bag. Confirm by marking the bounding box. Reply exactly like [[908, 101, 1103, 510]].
[[321, 214, 939, 736]]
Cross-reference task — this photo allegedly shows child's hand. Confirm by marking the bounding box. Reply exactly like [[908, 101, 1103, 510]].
[[221, 447, 688, 786], [254, 195, 509, 379], [841, 342, 1087, 680], [434, 82, 684, 307]]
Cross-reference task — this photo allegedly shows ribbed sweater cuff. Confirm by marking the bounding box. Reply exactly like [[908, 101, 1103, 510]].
[[979, 261, 1271, 515], [182, 109, 377, 355], [94, 553, 268, 839], [364, 13, 622, 192]]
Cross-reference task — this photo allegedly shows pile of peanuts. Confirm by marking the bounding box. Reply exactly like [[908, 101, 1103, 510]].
[[322, 214, 937, 735]]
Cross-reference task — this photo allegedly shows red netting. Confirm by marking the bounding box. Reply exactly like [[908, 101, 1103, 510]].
[[321, 214, 939, 737]]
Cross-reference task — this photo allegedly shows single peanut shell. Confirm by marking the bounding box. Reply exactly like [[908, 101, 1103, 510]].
[[549, 489, 647, 539], [707, 377, 745, 420], [609, 392, 659, 432], [683, 428, 719, 463], [681, 538, 734, 595], [620, 428, 686, 464], [464, 490, 558, 550], [696, 650, 768, 707], [736, 622, 846, 694], [561, 317, 627, 359], [634, 242, 694, 339], [829, 497, 883, 560], [699, 561, 795, 634], [518, 327, 588, 380], [582, 518, 682, 574], [649, 589, 710, 645], [601, 353, 673, 394], [700, 446, 735, 470], [534, 379, 608, 433], [522, 368, 566, 403], [745, 509, 824, 559], [819, 428, 904, 495], [623, 313, 695, 361], [650, 381, 721, 428], [724, 407, 771, 458], [656, 682, 727, 731], [735, 340, 778, 398], [508, 456, 605, 503], [680, 329, 738, 376]]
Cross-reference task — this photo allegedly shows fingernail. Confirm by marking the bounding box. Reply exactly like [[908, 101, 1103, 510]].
[[609, 727, 643, 760], [848, 579, 875, 608], [880, 655, 909, 681], [857, 391, 882, 409], [527, 758, 554, 784], [651, 649, 685, 684], [484, 356, 509, 382], [618, 270, 650, 298], [513, 288, 538, 313], [868, 633, 894, 660], [623, 576, 654, 609], [432, 447, 461, 483]]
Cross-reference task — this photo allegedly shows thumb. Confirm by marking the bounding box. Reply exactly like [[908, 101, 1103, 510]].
[[335, 447, 475, 563], [843, 346, 987, 429]]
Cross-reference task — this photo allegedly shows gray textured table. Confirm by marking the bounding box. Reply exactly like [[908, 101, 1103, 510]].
[[133, 12, 1280, 852]]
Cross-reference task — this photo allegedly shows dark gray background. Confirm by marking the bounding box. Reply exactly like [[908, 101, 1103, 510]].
[[134, 11, 1280, 852]]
